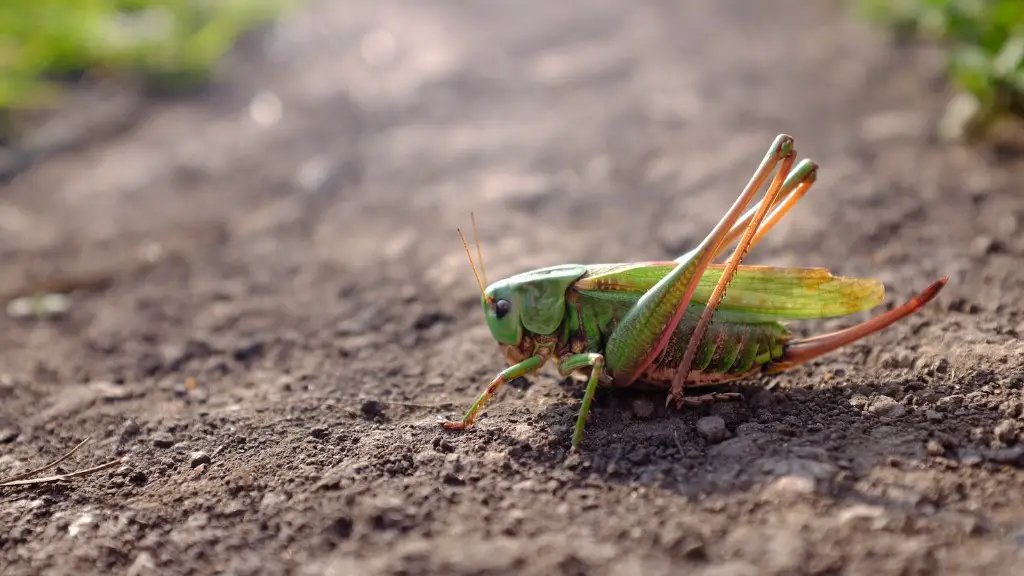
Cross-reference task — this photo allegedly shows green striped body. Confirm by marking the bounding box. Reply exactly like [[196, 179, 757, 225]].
[[647, 309, 788, 384], [568, 281, 790, 389]]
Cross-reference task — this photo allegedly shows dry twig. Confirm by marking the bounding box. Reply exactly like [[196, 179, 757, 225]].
[[0, 437, 122, 488]]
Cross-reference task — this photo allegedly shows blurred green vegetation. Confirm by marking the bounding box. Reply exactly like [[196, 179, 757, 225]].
[[857, 0, 1024, 140], [0, 0, 295, 118]]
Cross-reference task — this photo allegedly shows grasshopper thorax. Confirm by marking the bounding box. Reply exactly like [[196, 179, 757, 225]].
[[481, 264, 588, 347]]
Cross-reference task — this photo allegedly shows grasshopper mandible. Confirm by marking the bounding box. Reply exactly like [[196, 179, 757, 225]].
[[442, 134, 947, 451]]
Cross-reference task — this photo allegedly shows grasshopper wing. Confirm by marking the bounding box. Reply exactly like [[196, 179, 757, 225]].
[[577, 262, 884, 322]]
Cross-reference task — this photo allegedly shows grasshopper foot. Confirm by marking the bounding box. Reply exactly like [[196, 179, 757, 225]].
[[669, 391, 743, 410]]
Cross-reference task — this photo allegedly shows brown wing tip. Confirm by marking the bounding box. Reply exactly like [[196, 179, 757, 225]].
[[767, 276, 948, 374]]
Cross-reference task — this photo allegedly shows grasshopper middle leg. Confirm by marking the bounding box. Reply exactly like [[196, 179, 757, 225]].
[[558, 353, 605, 452]]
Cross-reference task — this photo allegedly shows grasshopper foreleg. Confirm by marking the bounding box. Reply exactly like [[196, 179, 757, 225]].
[[557, 353, 606, 452], [442, 355, 546, 432]]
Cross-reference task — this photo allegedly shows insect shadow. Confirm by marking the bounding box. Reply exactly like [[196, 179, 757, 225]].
[[478, 368, 1015, 512]]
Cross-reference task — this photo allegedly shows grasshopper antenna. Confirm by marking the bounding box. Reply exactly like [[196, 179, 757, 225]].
[[470, 212, 488, 287], [458, 226, 490, 303]]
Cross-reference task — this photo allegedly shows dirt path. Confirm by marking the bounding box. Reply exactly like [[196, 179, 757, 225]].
[[3, 1, 1024, 574]]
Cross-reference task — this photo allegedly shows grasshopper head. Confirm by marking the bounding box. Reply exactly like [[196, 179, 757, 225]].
[[480, 264, 588, 347], [455, 217, 584, 349], [481, 280, 522, 347]]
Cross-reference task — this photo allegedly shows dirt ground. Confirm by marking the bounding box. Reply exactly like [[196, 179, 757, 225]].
[[2, 0, 1024, 574]]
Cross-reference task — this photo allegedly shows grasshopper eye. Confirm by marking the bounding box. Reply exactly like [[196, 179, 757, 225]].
[[494, 299, 512, 319]]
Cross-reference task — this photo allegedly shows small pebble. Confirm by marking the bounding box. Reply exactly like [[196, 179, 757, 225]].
[[994, 420, 1019, 444], [360, 399, 384, 419], [867, 395, 906, 418], [849, 394, 869, 408], [126, 551, 156, 576], [189, 451, 211, 468], [152, 432, 174, 449], [837, 504, 888, 528], [98, 382, 132, 401], [925, 409, 943, 422], [563, 452, 582, 469], [121, 420, 141, 438], [748, 389, 775, 410], [261, 491, 286, 509], [432, 436, 455, 453], [961, 453, 984, 466], [926, 440, 945, 456], [233, 340, 264, 362], [631, 398, 654, 419], [696, 416, 729, 444], [970, 235, 997, 257], [442, 472, 466, 486], [764, 475, 816, 496], [249, 90, 282, 127], [997, 214, 1019, 238]]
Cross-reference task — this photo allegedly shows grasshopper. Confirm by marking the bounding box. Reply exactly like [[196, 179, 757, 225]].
[[442, 134, 947, 451]]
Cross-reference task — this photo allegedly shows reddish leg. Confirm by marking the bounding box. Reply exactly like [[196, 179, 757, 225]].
[[668, 156, 819, 407]]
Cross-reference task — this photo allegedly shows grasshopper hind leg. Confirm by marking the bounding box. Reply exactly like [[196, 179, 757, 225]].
[[767, 278, 947, 374], [673, 156, 818, 265], [667, 152, 820, 408], [603, 134, 798, 388]]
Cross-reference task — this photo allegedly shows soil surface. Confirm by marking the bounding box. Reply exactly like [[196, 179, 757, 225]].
[[3, 1, 1024, 575]]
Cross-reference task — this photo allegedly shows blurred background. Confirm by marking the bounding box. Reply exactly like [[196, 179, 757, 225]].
[[2, 1, 1024, 575], [1, 0, 1022, 295], [2, 0, 1022, 151]]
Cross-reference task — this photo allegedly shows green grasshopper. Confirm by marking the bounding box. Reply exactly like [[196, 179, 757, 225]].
[[442, 134, 947, 451]]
